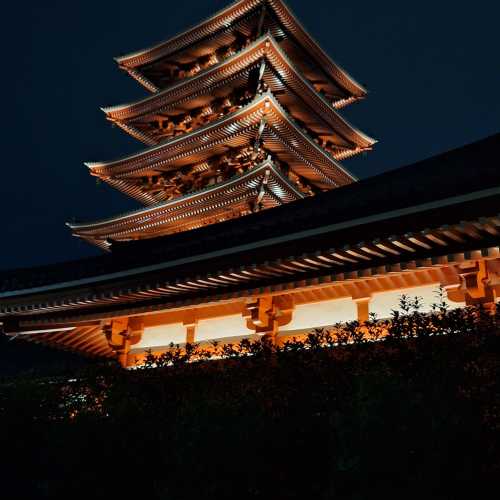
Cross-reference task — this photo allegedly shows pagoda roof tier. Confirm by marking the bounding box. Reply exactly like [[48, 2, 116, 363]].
[[68, 159, 305, 249], [88, 93, 355, 204], [115, 0, 366, 100], [104, 35, 375, 151]]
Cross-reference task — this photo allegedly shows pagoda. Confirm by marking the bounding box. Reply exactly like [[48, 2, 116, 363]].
[[68, 0, 375, 249]]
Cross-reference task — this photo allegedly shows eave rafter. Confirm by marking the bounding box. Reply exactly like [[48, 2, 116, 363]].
[[2, 215, 499, 321], [11, 325, 114, 359], [114, 0, 367, 98]]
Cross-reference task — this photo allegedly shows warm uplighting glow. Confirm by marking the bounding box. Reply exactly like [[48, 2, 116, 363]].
[[370, 285, 465, 319], [282, 298, 357, 332], [196, 315, 252, 341], [135, 324, 186, 349]]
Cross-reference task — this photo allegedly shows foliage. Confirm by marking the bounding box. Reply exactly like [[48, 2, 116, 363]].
[[131, 289, 499, 366], [1, 290, 499, 498]]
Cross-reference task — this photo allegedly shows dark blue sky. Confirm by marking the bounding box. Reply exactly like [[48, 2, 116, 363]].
[[1, 0, 498, 271]]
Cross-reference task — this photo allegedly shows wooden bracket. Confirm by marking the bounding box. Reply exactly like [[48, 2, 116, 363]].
[[103, 317, 144, 367], [457, 261, 497, 306], [244, 295, 295, 339]]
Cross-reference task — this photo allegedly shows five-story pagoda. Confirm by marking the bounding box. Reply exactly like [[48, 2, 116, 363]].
[[68, 0, 375, 250]]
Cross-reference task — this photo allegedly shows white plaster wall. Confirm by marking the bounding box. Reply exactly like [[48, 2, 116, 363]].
[[136, 323, 186, 348], [370, 285, 466, 319], [281, 298, 357, 332], [196, 314, 252, 341]]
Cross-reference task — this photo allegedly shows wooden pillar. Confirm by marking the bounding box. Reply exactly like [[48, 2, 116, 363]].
[[104, 316, 143, 368], [118, 338, 130, 368], [126, 317, 144, 367], [354, 296, 372, 323], [183, 313, 198, 345], [185, 325, 196, 344]]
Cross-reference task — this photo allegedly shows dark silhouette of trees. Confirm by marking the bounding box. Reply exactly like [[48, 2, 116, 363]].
[[1, 293, 499, 499]]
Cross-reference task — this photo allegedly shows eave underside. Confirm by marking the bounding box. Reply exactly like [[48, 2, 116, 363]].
[[4, 207, 499, 321], [12, 324, 114, 359], [8, 257, 499, 358]]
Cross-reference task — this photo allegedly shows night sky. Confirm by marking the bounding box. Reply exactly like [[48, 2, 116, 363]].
[[1, 0, 498, 271]]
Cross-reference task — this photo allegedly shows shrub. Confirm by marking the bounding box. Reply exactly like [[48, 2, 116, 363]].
[[0, 292, 499, 498]]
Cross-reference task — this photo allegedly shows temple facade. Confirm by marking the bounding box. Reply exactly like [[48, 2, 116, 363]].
[[0, 0, 498, 367]]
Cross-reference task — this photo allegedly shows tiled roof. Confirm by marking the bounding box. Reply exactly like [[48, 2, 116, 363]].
[[0, 133, 498, 298]]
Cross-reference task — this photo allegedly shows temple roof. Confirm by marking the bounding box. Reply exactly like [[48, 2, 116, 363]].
[[7, 325, 115, 359], [89, 92, 356, 203], [2, 195, 498, 324], [115, 0, 367, 98], [0, 134, 498, 324], [68, 159, 304, 248], [104, 35, 375, 150]]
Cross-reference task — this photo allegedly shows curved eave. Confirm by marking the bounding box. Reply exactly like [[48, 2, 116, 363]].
[[115, 0, 366, 97], [69, 160, 304, 245], [4, 217, 499, 319], [105, 34, 376, 149], [88, 92, 356, 189], [8, 325, 115, 358]]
